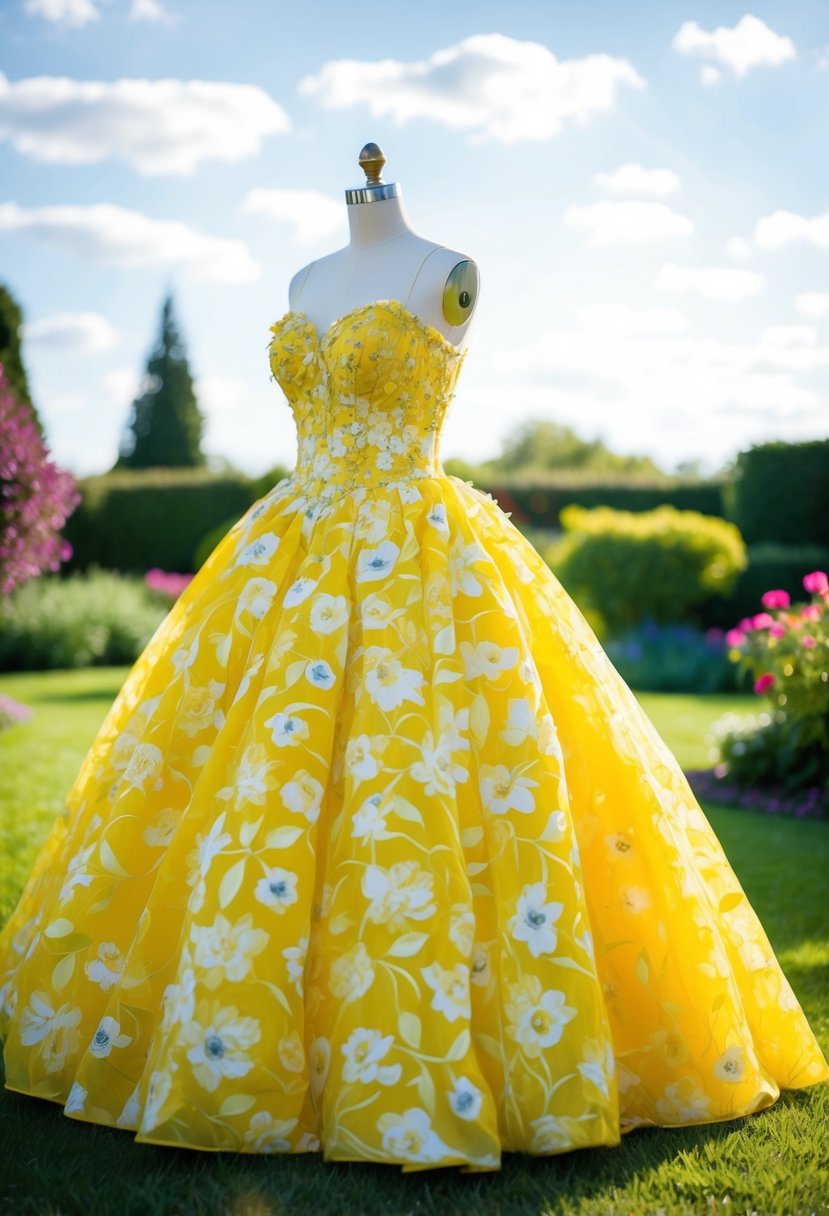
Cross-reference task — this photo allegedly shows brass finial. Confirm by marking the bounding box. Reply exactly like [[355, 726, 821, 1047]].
[[359, 143, 386, 186]]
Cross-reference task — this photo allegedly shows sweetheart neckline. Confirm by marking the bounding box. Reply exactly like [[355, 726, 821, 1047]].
[[269, 298, 467, 359]]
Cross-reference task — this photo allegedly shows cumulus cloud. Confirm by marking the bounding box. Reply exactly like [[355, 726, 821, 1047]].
[[24, 0, 99, 26], [0, 201, 260, 284], [760, 325, 817, 348], [725, 237, 752, 261], [24, 311, 119, 353], [563, 201, 693, 245], [795, 292, 829, 319], [672, 15, 797, 77], [484, 306, 827, 470], [754, 207, 829, 250], [700, 65, 722, 87], [593, 163, 680, 198], [241, 188, 345, 246], [298, 32, 645, 144], [128, 0, 171, 20], [655, 262, 764, 301], [0, 73, 290, 176]]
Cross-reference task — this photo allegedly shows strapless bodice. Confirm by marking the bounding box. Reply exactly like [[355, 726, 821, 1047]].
[[268, 299, 468, 505]]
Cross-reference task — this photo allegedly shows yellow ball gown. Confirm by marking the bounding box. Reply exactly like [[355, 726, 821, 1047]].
[[1, 298, 827, 1173]]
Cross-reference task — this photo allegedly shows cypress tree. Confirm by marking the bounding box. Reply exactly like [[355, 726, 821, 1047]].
[[0, 283, 44, 440], [116, 292, 206, 469]]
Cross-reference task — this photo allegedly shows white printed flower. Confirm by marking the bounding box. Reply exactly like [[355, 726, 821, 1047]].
[[264, 711, 310, 747], [183, 1002, 261, 1092], [351, 793, 388, 840], [345, 734, 380, 783], [59, 843, 95, 903], [237, 532, 279, 567], [364, 647, 425, 711], [143, 807, 178, 847], [449, 538, 489, 597], [309, 1036, 331, 1095], [84, 941, 126, 990], [231, 743, 277, 807], [421, 962, 471, 1022], [140, 1070, 172, 1133], [341, 1028, 401, 1085], [65, 1082, 87, 1115], [161, 966, 196, 1029], [309, 592, 349, 634], [538, 711, 564, 760], [461, 640, 519, 680], [254, 868, 299, 915], [530, 1113, 573, 1152], [186, 815, 232, 898], [621, 886, 651, 914], [377, 1108, 451, 1163], [360, 593, 400, 630], [191, 913, 269, 987], [479, 764, 539, 815], [427, 503, 449, 533], [713, 1044, 746, 1084], [234, 577, 277, 625], [509, 883, 564, 958], [279, 1030, 305, 1073], [280, 770, 324, 822], [410, 724, 469, 795], [362, 862, 435, 931], [116, 1085, 141, 1129], [447, 1076, 482, 1120], [577, 1039, 615, 1099], [305, 659, 335, 690], [655, 1077, 713, 1121], [89, 1015, 132, 1059], [283, 935, 307, 997], [448, 905, 475, 958], [19, 992, 82, 1073], [179, 681, 225, 737], [244, 1110, 296, 1152], [500, 698, 538, 747], [505, 976, 577, 1058], [329, 942, 375, 1003], [356, 540, 400, 582], [123, 742, 163, 791], [283, 576, 318, 608]]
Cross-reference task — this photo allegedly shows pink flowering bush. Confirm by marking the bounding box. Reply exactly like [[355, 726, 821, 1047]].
[[715, 570, 829, 794], [0, 692, 34, 732], [144, 568, 194, 600], [0, 362, 81, 594]]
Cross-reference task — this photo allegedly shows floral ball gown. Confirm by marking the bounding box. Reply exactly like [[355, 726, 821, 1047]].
[[1, 297, 827, 1173]]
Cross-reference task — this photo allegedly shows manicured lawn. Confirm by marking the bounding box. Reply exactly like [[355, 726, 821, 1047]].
[[0, 670, 826, 1215]]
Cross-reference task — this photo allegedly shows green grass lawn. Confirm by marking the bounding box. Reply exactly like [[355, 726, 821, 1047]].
[[0, 670, 827, 1215]]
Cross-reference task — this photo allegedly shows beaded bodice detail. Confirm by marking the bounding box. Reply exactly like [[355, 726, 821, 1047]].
[[268, 298, 468, 503]]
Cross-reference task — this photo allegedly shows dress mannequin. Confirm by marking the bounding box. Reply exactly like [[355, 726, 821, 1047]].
[[288, 142, 480, 352]]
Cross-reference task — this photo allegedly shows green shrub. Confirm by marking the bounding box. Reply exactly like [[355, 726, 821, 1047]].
[[0, 567, 168, 671], [697, 544, 829, 628], [728, 438, 829, 546], [486, 476, 727, 530], [604, 621, 738, 693], [546, 504, 747, 634], [193, 514, 242, 571]]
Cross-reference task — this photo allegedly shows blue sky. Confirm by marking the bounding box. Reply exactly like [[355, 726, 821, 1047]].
[[1, 0, 827, 479]]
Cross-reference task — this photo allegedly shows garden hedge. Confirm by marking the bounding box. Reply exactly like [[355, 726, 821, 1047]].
[[726, 438, 829, 547]]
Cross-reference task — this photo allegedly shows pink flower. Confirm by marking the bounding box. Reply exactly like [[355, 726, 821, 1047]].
[[737, 616, 756, 632], [753, 673, 775, 695], [769, 622, 786, 638], [761, 588, 790, 609], [750, 612, 774, 630], [801, 635, 816, 649], [801, 603, 822, 622], [725, 628, 745, 647], [803, 570, 828, 595]]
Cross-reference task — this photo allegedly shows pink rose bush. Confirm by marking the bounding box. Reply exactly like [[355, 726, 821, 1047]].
[[712, 570, 829, 803], [144, 568, 194, 600]]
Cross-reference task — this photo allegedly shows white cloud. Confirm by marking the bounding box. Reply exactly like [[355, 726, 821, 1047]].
[[593, 163, 680, 198], [24, 311, 119, 353], [102, 366, 141, 409], [700, 65, 722, 87], [655, 262, 764, 301], [24, 0, 99, 26], [241, 188, 345, 246], [575, 303, 688, 336], [0, 201, 260, 284], [298, 32, 645, 145], [0, 73, 289, 176], [795, 292, 829, 320], [725, 237, 752, 261], [484, 309, 826, 470], [563, 201, 693, 245], [128, 0, 171, 20], [754, 207, 829, 250], [760, 324, 818, 348], [672, 15, 797, 77]]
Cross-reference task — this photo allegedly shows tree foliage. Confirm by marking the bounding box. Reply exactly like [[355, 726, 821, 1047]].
[[115, 293, 206, 469]]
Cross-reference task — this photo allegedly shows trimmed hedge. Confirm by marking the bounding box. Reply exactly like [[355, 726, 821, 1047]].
[[695, 544, 829, 628], [63, 468, 265, 574], [485, 477, 727, 530], [727, 438, 829, 547]]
